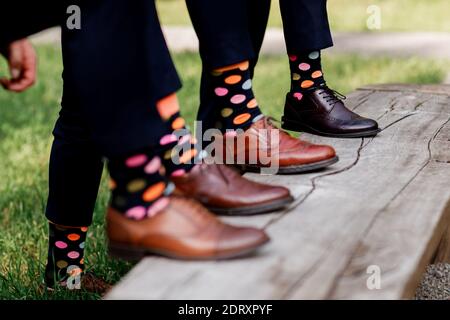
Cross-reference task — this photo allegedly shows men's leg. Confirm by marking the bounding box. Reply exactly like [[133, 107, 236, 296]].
[[61, 0, 269, 261], [279, 0, 379, 138], [279, 0, 332, 95], [186, 0, 259, 134], [44, 91, 104, 289], [186, 0, 337, 174], [0, 1, 107, 291], [279, 0, 333, 53], [46, 98, 104, 227], [62, 0, 182, 156], [246, 0, 271, 77], [186, 0, 268, 134]]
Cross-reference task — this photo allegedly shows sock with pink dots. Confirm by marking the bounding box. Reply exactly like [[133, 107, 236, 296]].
[[288, 50, 325, 101], [45, 223, 87, 289]]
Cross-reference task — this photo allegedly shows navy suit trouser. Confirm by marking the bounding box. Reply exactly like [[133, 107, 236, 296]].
[[185, 0, 333, 134], [1, 0, 181, 226]]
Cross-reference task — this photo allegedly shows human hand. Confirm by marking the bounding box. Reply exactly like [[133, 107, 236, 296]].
[[0, 39, 37, 92]]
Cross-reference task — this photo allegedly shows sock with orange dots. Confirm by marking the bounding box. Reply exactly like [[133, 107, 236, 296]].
[[44, 223, 87, 289], [155, 94, 200, 178], [108, 147, 172, 220], [288, 51, 325, 101], [210, 61, 263, 133]]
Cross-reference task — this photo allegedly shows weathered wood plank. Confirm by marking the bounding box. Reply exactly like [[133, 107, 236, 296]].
[[360, 84, 450, 96], [106, 86, 450, 300], [429, 110, 450, 266], [433, 221, 450, 264], [287, 94, 450, 300], [329, 161, 450, 299], [220, 89, 381, 229]]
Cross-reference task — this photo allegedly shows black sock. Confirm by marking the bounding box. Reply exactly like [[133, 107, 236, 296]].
[[154, 95, 200, 177], [288, 51, 325, 101], [155, 111, 201, 177], [210, 61, 264, 133], [45, 223, 87, 289], [108, 147, 172, 220]]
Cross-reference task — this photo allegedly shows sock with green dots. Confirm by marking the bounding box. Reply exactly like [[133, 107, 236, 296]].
[[288, 50, 325, 101], [45, 223, 87, 290], [156, 93, 201, 177], [108, 147, 172, 220], [156, 127, 202, 177], [155, 112, 202, 178], [155, 94, 201, 177], [210, 61, 263, 134]]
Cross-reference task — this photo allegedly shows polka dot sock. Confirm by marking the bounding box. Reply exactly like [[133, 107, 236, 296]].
[[108, 148, 172, 220], [210, 61, 263, 133], [288, 51, 325, 101], [155, 94, 199, 177], [45, 223, 87, 290]]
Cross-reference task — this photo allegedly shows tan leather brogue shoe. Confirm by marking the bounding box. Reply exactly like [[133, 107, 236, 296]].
[[171, 163, 293, 215], [215, 116, 338, 174], [107, 196, 269, 261]]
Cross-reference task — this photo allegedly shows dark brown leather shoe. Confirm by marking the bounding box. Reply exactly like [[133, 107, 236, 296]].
[[214, 116, 338, 174], [171, 163, 293, 215], [107, 196, 269, 261], [282, 86, 380, 138]]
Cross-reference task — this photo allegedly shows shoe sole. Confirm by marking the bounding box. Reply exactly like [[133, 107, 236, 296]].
[[206, 196, 294, 216], [108, 238, 269, 262], [281, 118, 381, 138], [237, 156, 339, 175]]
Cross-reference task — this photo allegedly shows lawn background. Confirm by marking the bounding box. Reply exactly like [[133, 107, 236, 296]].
[[156, 0, 450, 32], [1, 0, 449, 299]]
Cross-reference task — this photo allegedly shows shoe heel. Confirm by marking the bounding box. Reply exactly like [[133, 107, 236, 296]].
[[230, 164, 247, 175], [108, 243, 147, 262], [281, 117, 303, 132]]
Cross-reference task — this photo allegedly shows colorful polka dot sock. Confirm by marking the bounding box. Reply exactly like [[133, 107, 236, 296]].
[[108, 148, 172, 220], [210, 61, 263, 133], [155, 94, 200, 177], [288, 51, 325, 101], [45, 223, 87, 290]]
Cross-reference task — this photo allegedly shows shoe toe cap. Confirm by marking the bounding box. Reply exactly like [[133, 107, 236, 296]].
[[218, 226, 270, 254], [307, 144, 337, 160], [342, 117, 379, 132], [358, 118, 379, 130], [258, 184, 292, 202]]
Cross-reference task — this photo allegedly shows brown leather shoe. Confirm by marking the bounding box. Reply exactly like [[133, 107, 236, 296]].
[[107, 196, 269, 261], [214, 116, 338, 174], [282, 86, 380, 138], [171, 163, 293, 215], [43, 272, 112, 296]]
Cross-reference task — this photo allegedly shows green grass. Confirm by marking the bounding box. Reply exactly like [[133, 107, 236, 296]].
[[0, 45, 448, 299], [156, 0, 450, 32]]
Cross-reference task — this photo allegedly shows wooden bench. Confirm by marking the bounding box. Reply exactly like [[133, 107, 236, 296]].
[[105, 84, 450, 300]]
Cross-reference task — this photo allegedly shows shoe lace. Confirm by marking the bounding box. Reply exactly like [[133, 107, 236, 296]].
[[318, 85, 346, 107], [175, 195, 221, 226], [259, 116, 293, 150], [263, 116, 291, 138]]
